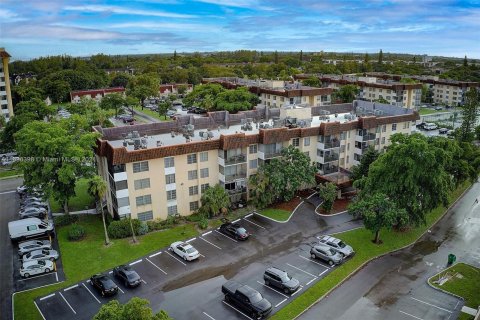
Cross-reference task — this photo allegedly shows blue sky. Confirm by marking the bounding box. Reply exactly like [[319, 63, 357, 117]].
[[1, 0, 480, 60]]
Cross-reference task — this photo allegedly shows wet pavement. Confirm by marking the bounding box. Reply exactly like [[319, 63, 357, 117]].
[[300, 180, 480, 320]]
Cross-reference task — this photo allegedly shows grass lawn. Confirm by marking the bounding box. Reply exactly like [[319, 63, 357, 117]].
[[270, 181, 471, 320], [14, 215, 198, 320], [0, 168, 22, 179], [419, 108, 449, 115], [259, 208, 292, 222], [49, 178, 95, 213], [133, 105, 170, 122]]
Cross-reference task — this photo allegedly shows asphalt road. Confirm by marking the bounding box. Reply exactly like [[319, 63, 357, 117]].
[[299, 179, 480, 320]]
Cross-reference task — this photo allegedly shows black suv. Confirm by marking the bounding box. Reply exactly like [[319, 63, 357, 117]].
[[113, 265, 142, 287], [264, 267, 300, 294], [90, 274, 118, 297], [219, 222, 250, 240]]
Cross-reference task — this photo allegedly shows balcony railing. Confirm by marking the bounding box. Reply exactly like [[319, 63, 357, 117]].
[[263, 151, 283, 159], [321, 166, 339, 175], [323, 140, 340, 149], [224, 172, 247, 182], [362, 133, 376, 141], [324, 153, 339, 162], [226, 187, 247, 195], [224, 154, 247, 166]]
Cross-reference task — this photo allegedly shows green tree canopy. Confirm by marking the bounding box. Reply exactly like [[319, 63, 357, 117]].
[[350, 146, 380, 185], [14, 98, 56, 120], [459, 87, 480, 142], [94, 297, 172, 320], [111, 74, 131, 88], [214, 87, 259, 113], [183, 83, 226, 108], [100, 93, 126, 116], [332, 84, 360, 103], [302, 77, 321, 87], [317, 182, 337, 213], [199, 184, 231, 218], [128, 74, 160, 106]]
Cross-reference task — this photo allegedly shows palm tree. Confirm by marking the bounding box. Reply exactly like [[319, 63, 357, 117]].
[[87, 176, 110, 245], [200, 184, 231, 217]]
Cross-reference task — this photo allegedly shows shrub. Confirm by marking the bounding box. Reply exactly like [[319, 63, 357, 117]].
[[137, 221, 148, 236], [68, 224, 86, 241], [186, 213, 202, 222], [54, 214, 79, 227], [198, 216, 208, 229], [146, 219, 164, 231], [107, 218, 148, 239]]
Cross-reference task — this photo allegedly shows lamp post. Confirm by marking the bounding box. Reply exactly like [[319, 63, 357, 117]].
[[128, 213, 137, 243]]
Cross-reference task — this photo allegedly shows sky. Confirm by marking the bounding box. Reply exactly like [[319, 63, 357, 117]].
[[1, 0, 480, 60]]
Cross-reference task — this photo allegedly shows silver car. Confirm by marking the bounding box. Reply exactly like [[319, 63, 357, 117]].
[[20, 260, 54, 278], [23, 249, 59, 262], [317, 235, 355, 258], [18, 240, 52, 256], [19, 207, 47, 219], [310, 244, 343, 266]]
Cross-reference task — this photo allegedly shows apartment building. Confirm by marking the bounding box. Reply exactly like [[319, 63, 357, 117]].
[[94, 100, 418, 221], [70, 87, 126, 103], [203, 77, 333, 108], [159, 83, 193, 97], [0, 48, 14, 122]]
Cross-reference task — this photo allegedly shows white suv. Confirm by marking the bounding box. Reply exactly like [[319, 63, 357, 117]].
[[317, 235, 355, 258]]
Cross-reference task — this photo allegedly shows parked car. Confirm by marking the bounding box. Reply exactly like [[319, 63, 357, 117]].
[[166, 110, 176, 118], [90, 274, 119, 297], [17, 185, 28, 194], [23, 249, 59, 262], [219, 222, 250, 240], [194, 108, 207, 114], [123, 115, 135, 123], [263, 267, 300, 294], [18, 240, 52, 256], [423, 123, 438, 131], [20, 260, 54, 278], [415, 122, 426, 130], [439, 128, 449, 134], [170, 241, 200, 261], [113, 265, 142, 287], [20, 201, 48, 210], [21, 196, 45, 204], [434, 106, 443, 111], [317, 235, 355, 258], [8, 218, 54, 242], [19, 207, 47, 219], [310, 244, 343, 266], [222, 280, 272, 319]]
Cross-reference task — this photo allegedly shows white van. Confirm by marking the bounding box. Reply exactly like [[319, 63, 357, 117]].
[[8, 218, 54, 242], [424, 123, 438, 131]]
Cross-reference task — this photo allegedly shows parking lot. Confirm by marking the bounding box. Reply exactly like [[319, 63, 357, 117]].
[[35, 208, 359, 320]]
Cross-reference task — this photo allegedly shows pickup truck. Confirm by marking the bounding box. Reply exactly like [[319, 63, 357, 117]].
[[222, 280, 272, 319]]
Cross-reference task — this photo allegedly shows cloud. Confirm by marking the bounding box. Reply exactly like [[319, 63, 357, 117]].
[[63, 4, 196, 18], [107, 22, 218, 32], [194, 0, 275, 10]]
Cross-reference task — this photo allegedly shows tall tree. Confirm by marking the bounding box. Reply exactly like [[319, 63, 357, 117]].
[[94, 297, 172, 320], [317, 182, 337, 214], [459, 88, 480, 142], [274, 51, 279, 64], [157, 101, 171, 120], [378, 49, 383, 64], [127, 74, 160, 108], [299, 50, 303, 62], [111, 74, 130, 88], [350, 146, 379, 186], [213, 87, 259, 113], [463, 55, 468, 67], [199, 184, 231, 218], [332, 84, 360, 103], [173, 50, 177, 61], [100, 93, 125, 116], [302, 77, 321, 87], [87, 176, 110, 245]]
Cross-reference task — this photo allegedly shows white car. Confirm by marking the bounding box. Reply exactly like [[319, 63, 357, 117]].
[[20, 260, 54, 278], [170, 241, 200, 261], [18, 240, 52, 256], [317, 235, 355, 258], [23, 249, 59, 262]]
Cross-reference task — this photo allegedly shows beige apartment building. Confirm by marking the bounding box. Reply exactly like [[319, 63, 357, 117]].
[[94, 100, 417, 221], [0, 48, 14, 122]]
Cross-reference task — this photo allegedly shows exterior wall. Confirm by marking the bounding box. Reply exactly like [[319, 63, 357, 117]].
[[260, 93, 331, 108], [432, 83, 473, 106], [71, 89, 125, 103], [0, 50, 14, 122]]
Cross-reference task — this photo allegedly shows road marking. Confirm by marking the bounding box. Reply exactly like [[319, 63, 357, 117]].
[[243, 218, 266, 229], [245, 213, 253, 218], [59, 292, 76, 314], [199, 237, 222, 249], [318, 269, 329, 277], [55, 272, 58, 282], [149, 251, 162, 258], [112, 281, 124, 293], [410, 297, 452, 313], [0, 190, 16, 195], [200, 253, 206, 258], [39, 293, 55, 301], [202, 231, 212, 236], [145, 258, 168, 275], [454, 301, 460, 310], [141, 279, 147, 285], [34, 301, 46, 320], [232, 219, 240, 223], [82, 283, 101, 304], [306, 192, 317, 199], [291, 286, 303, 296], [256, 281, 289, 298], [222, 301, 253, 320], [214, 230, 238, 242], [202, 312, 216, 320], [129, 259, 143, 266], [275, 298, 288, 308], [18, 272, 56, 281], [399, 310, 423, 320], [298, 255, 331, 269], [306, 278, 316, 286], [64, 284, 78, 292], [186, 237, 196, 243], [108, 271, 113, 274], [286, 263, 318, 278], [165, 251, 187, 266]]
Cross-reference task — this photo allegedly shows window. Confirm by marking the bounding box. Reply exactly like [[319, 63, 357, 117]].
[[190, 201, 199, 211], [117, 197, 130, 207], [382, 125, 386, 133], [189, 185, 199, 196], [116, 180, 128, 190], [249, 144, 257, 154], [381, 137, 386, 144], [187, 154, 197, 164], [188, 170, 198, 180], [27, 225, 38, 231], [137, 210, 153, 221], [346, 155, 349, 164], [304, 151, 310, 157], [164, 157, 174, 168], [200, 152, 208, 162], [133, 161, 149, 173], [392, 123, 397, 131], [167, 205, 177, 216], [249, 159, 258, 169], [292, 138, 300, 147], [136, 195, 152, 206], [200, 168, 209, 178], [134, 178, 150, 190], [167, 190, 177, 201], [165, 174, 175, 184], [201, 183, 210, 193], [304, 137, 310, 146]]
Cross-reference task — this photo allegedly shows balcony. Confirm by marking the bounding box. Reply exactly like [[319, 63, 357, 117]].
[[258, 150, 283, 160], [361, 133, 376, 141], [318, 165, 339, 175], [317, 140, 340, 150], [226, 186, 247, 196], [222, 172, 247, 182], [324, 153, 339, 163], [224, 154, 247, 166]]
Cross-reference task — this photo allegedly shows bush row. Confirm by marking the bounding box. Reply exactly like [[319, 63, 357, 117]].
[[68, 224, 86, 241], [54, 214, 79, 227], [107, 218, 148, 239]]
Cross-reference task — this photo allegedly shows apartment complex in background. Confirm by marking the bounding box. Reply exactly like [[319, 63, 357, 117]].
[[203, 77, 333, 108], [70, 87, 126, 103], [0, 48, 14, 122], [94, 100, 418, 221], [159, 83, 193, 96]]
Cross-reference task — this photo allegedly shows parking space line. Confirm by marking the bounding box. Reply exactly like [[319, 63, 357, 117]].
[[141, 279, 147, 285], [55, 272, 58, 282], [245, 213, 253, 218], [318, 269, 329, 277], [149, 251, 162, 258], [165, 251, 187, 266], [202, 231, 212, 236], [232, 219, 240, 223], [199, 237, 222, 249], [39, 293, 55, 301], [18, 272, 56, 282], [243, 218, 266, 229], [275, 298, 288, 308], [202, 311, 216, 320], [82, 283, 101, 304], [306, 278, 316, 286], [214, 230, 238, 242], [255, 281, 289, 298], [222, 301, 253, 320], [454, 301, 460, 310], [286, 263, 318, 278], [200, 253, 206, 258], [410, 297, 452, 313], [298, 255, 330, 269], [186, 237, 196, 243], [399, 310, 423, 320], [145, 258, 168, 275], [112, 280, 124, 293], [34, 301, 46, 320], [291, 286, 303, 296], [59, 292, 76, 314], [129, 259, 143, 266], [64, 284, 78, 291]]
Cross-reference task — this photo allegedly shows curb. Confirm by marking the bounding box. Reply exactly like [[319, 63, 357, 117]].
[[426, 263, 465, 302], [254, 191, 317, 224], [292, 182, 474, 320], [316, 208, 348, 217], [12, 280, 65, 320], [0, 174, 23, 180]]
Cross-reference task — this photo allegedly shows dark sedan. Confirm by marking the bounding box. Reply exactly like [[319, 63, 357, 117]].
[[219, 222, 250, 240], [113, 265, 142, 287], [90, 274, 118, 297]]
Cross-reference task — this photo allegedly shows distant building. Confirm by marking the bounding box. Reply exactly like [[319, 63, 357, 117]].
[[70, 87, 125, 103], [159, 83, 193, 96], [104, 68, 135, 75], [10, 72, 37, 85], [0, 48, 14, 122]]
